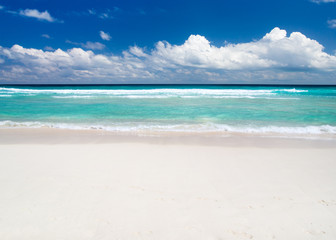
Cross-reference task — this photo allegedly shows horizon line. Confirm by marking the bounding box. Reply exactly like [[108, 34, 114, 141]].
[[1, 84, 336, 87]]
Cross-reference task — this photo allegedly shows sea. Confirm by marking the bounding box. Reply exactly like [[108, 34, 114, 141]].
[[0, 85, 336, 138]]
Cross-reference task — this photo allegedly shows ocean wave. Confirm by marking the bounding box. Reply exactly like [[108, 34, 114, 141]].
[[52, 95, 293, 100], [276, 88, 308, 93], [0, 120, 335, 136], [0, 87, 276, 95], [50, 95, 300, 100], [53, 96, 95, 99], [0, 87, 312, 100], [52, 95, 172, 99], [3, 87, 311, 96]]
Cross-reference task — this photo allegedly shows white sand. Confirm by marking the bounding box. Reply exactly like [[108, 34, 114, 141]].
[[0, 132, 336, 239]]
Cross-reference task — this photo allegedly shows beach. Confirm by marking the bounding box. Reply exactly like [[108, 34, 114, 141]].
[[1, 0, 336, 238], [1, 129, 336, 240]]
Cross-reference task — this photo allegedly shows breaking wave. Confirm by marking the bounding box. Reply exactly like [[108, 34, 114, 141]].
[[0, 87, 312, 99], [0, 120, 335, 137]]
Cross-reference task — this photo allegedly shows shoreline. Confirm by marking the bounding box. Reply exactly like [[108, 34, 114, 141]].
[[0, 128, 336, 148]]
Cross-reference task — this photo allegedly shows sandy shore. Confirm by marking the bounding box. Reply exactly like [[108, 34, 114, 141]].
[[0, 129, 336, 240]]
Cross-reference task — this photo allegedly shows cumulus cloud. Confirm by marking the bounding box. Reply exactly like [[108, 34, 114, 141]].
[[100, 31, 111, 41], [152, 27, 336, 70], [0, 27, 336, 83], [129, 46, 148, 57], [0, 44, 153, 83], [328, 19, 336, 28], [19, 9, 58, 22]]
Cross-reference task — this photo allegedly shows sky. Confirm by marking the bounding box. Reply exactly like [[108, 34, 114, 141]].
[[0, 0, 336, 84]]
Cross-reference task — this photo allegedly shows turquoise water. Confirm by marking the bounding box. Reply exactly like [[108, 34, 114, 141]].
[[0, 85, 336, 136]]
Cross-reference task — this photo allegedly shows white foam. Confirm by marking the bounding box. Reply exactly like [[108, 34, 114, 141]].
[[49, 95, 300, 100], [52, 96, 94, 99], [116, 95, 170, 99], [277, 88, 308, 93], [0, 87, 312, 101], [0, 120, 335, 136], [0, 87, 277, 96]]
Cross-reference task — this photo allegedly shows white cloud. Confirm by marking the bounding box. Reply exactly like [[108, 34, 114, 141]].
[[0, 5, 4, 10], [328, 19, 336, 28], [41, 34, 51, 39], [152, 27, 336, 70], [86, 8, 116, 19], [82, 41, 105, 50], [100, 31, 111, 41], [0, 27, 336, 83], [44, 46, 54, 51], [88, 9, 96, 15], [129, 46, 148, 57], [0, 45, 153, 82], [99, 13, 110, 19], [66, 40, 106, 50], [19, 9, 57, 22], [311, 0, 336, 2]]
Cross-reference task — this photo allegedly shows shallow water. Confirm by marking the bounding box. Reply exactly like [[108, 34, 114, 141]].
[[1, 85, 335, 137]]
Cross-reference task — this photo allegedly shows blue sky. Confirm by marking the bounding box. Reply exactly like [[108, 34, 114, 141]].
[[0, 0, 336, 84]]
